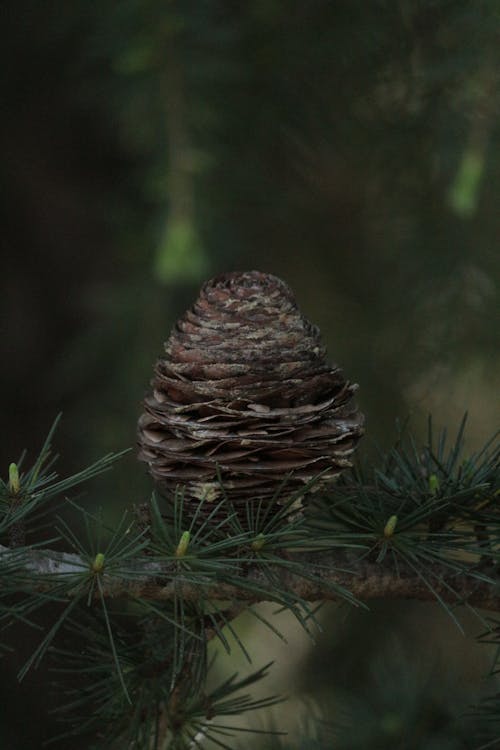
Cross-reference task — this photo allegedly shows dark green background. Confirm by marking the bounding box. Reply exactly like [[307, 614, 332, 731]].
[[1, 2, 498, 747]]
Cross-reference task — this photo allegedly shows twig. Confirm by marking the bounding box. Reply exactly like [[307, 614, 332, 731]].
[[1, 543, 498, 611]]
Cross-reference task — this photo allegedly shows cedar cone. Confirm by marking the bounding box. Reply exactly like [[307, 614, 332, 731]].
[[137, 271, 364, 517]]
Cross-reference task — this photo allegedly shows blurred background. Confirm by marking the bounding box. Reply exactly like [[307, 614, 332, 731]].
[[1, 1, 499, 747]]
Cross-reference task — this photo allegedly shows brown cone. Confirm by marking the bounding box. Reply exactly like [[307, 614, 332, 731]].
[[137, 271, 364, 517]]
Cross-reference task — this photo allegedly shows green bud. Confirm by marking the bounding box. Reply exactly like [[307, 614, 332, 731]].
[[175, 531, 191, 558], [383, 515, 398, 538], [251, 533, 266, 551], [429, 474, 440, 495], [92, 553, 105, 573], [9, 463, 20, 495]]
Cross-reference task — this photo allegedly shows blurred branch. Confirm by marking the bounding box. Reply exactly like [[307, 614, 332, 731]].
[[2, 543, 498, 611], [448, 60, 499, 217], [163, 37, 192, 225], [155, 29, 207, 282]]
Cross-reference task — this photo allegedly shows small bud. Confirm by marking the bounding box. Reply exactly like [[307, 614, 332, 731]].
[[175, 531, 191, 558], [383, 515, 398, 538], [9, 463, 20, 495], [429, 474, 440, 495], [92, 553, 105, 573], [251, 533, 266, 551]]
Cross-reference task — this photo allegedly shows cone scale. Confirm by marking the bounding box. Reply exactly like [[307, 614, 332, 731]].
[[138, 271, 364, 517]]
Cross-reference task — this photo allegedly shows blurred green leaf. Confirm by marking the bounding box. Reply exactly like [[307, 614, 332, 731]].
[[154, 219, 209, 284]]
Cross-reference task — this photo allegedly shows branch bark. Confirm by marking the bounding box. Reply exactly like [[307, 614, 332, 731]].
[[2, 544, 499, 611]]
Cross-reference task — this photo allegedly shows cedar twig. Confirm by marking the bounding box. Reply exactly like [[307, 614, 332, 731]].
[[2, 543, 498, 611]]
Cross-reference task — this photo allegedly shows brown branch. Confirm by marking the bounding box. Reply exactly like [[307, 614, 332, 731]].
[[1, 544, 499, 612]]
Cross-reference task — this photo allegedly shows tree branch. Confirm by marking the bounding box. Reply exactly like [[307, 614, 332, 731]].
[[2, 544, 499, 611]]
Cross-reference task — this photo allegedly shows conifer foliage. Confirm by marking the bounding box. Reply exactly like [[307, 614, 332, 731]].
[[1, 276, 499, 748]]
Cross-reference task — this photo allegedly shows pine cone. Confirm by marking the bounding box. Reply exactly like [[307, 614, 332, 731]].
[[137, 271, 364, 518]]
